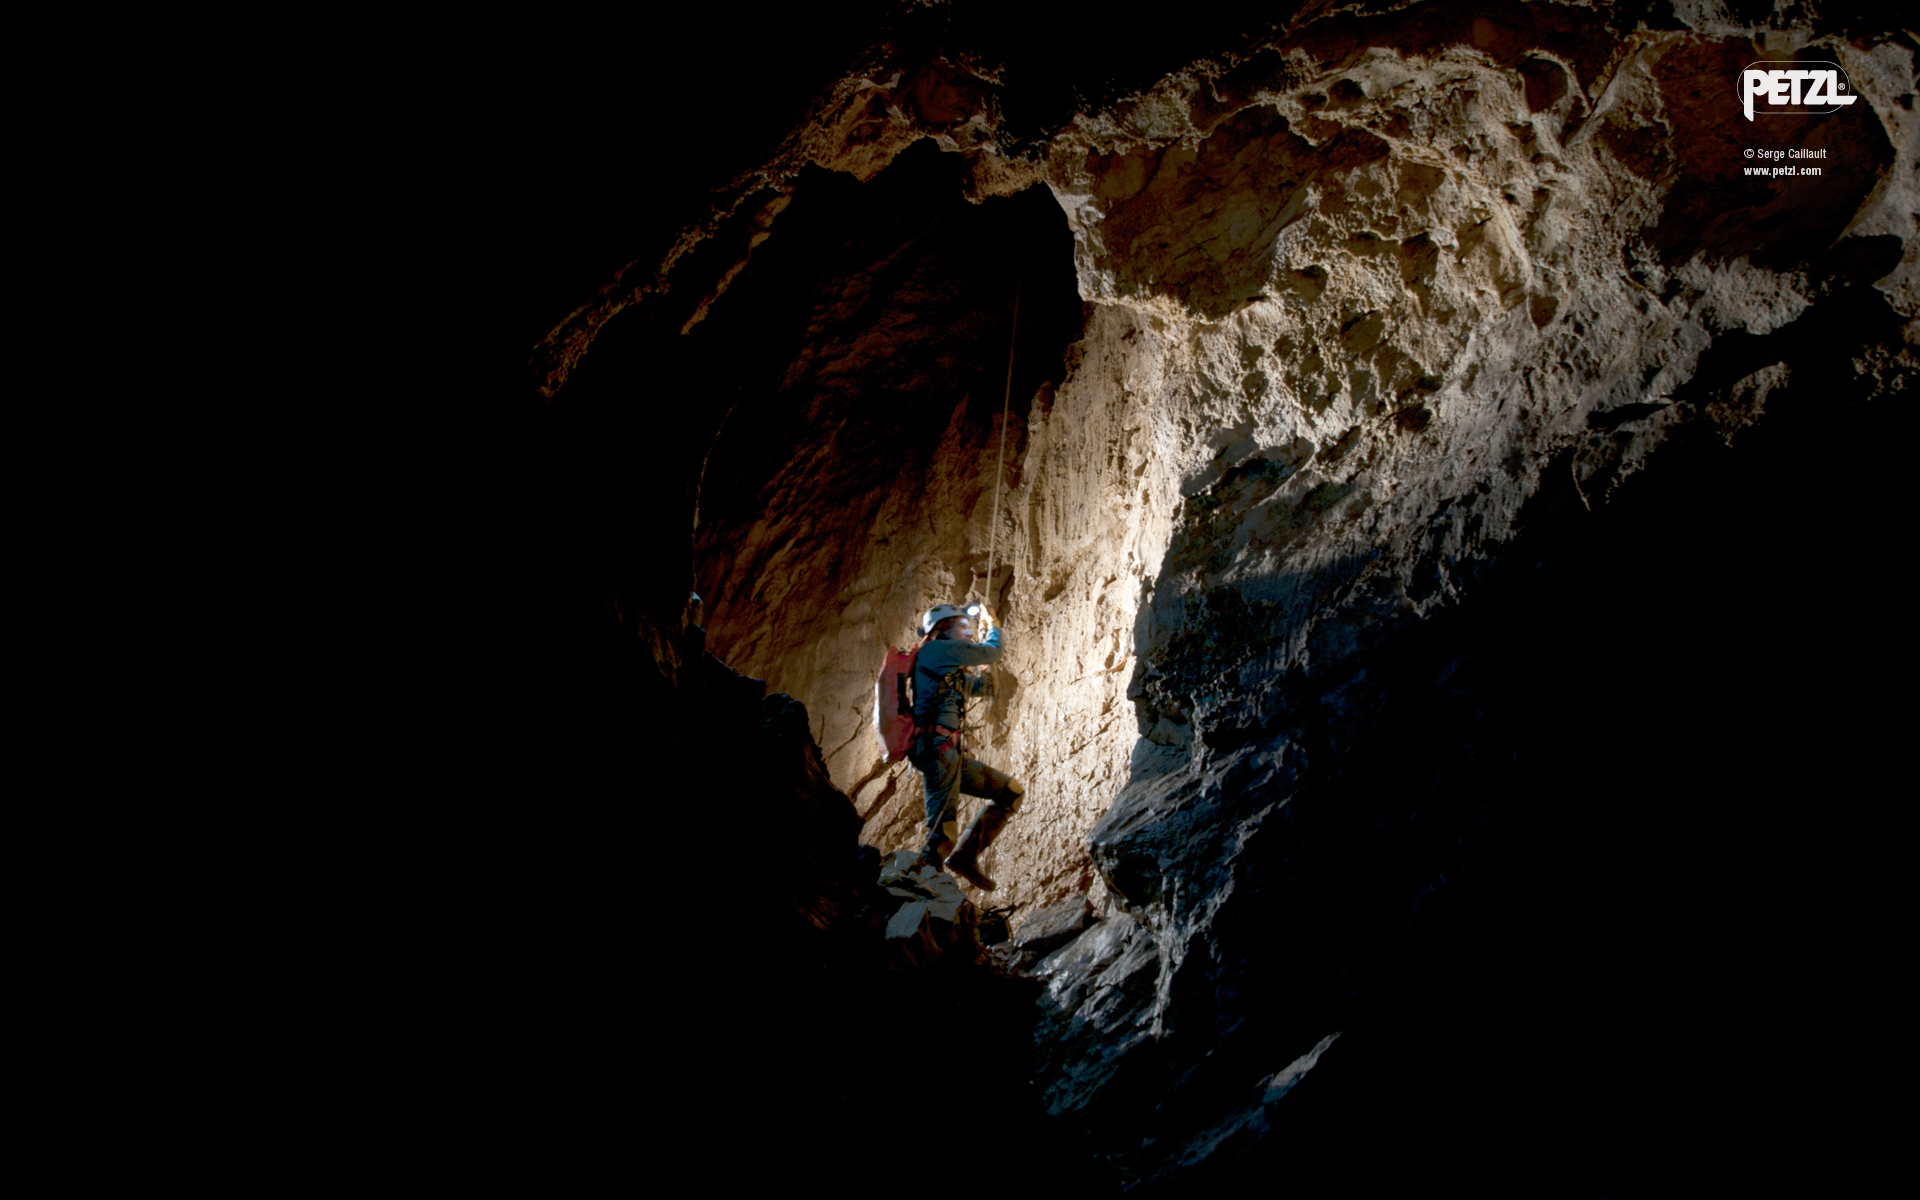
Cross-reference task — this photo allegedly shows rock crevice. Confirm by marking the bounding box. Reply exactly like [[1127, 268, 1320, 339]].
[[523, 3, 1915, 1191]]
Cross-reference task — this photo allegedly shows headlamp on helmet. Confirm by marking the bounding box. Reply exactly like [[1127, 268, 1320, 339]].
[[920, 603, 968, 635]]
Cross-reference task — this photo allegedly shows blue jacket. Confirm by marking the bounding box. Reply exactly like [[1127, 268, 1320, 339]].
[[913, 626, 1003, 729]]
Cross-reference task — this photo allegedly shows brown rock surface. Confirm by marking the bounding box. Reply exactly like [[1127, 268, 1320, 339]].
[[619, 7, 1915, 940], [508, 3, 1914, 1191]]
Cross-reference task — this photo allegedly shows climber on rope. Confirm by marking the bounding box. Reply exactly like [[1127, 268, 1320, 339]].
[[910, 602, 1024, 890]]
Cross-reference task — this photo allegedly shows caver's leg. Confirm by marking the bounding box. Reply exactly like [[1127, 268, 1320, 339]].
[[945, 773, 1024, 890], [912, 738, 963, 870]]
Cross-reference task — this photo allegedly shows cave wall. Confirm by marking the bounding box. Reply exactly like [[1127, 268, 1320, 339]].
[[518, 1, 1915, 1189], [688, 235, 1189, 915], [590, 5, 1917, 935]]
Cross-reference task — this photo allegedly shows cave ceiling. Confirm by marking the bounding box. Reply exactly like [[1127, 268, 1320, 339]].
[[506, 4, 1913, 1185], [524, 0, 1913, 918]]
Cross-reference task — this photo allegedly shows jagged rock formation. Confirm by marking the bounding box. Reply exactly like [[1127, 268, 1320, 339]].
[[514, 2, 1914, 1192], [877, 850, 982, 966], [544, 3, 1913, 924]]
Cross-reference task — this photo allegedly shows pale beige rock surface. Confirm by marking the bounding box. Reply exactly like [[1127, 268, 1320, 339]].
[[517, 7, 1914, 1189], [533, 8, 1913, 945]]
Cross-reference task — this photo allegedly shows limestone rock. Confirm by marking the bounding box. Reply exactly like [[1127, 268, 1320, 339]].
[[1030, 912, 1161, 1125], [1010, 893, 1094, 956], [758, 692, 869, 933], [625, 9, 1914, 961], [875, 849, 980, 967], [523, 1, 1915, 1189]]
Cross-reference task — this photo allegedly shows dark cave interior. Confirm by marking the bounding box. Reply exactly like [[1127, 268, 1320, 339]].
[[465, 11, 1910, 1193]]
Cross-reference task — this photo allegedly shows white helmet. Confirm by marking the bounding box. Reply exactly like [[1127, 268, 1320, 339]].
[[920, 602, 978, 635]]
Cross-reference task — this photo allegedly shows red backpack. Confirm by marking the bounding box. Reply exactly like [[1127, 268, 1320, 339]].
[[874, 644, 919, 762]]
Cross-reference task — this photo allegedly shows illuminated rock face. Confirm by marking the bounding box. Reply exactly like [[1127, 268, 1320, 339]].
[[530, 2, 1913, 1188], [650, 11, 1910, 925]]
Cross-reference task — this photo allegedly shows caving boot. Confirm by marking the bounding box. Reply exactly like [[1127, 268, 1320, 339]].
[[945, 779, 1023, 891], [916, 832, 946, 875]]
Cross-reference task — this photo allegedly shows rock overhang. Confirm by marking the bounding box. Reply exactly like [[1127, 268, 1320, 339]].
[[520, 4, 1916, 1188]]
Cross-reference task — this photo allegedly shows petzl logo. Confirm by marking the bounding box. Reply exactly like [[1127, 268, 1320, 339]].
[[1742, 61, 1857, 121]]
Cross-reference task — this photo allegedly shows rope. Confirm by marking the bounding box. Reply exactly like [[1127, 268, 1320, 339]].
[[975, 270, 1019, 757], [983, 269, 1020, 613]]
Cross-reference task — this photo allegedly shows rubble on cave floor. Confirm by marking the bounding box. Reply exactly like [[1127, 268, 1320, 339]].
[[876, 849, 978, 968], [873, 849, 1106, 977]]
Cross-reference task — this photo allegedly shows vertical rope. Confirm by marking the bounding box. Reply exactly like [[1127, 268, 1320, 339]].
[[983, 270, 1020, 613], [977, 270, 1020, 758]]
